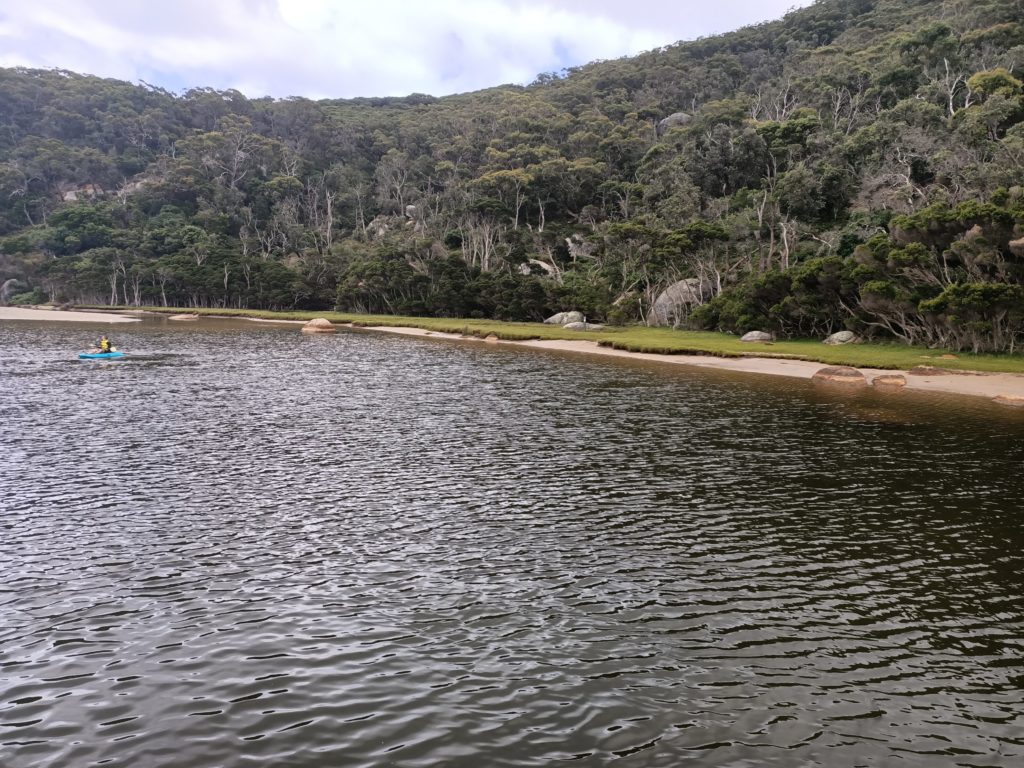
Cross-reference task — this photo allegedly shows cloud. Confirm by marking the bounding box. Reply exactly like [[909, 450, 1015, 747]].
[[0, 0, 811, 98]]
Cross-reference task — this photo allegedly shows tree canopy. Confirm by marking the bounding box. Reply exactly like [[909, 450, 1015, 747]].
[[3, 0, 1024, 350]]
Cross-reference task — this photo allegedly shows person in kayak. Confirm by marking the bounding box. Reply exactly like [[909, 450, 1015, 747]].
[[93, 335, 114, 353]]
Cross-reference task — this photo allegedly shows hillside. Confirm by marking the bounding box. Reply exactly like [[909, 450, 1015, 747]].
[[2, 0, 1024, 351]]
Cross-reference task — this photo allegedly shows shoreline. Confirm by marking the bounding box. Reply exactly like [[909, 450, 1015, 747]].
[[356, 324, 1024, 406], [5, 305, 1023, 405]]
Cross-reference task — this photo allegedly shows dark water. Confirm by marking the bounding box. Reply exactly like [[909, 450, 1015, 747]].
[[1, 317, 1023, 768]]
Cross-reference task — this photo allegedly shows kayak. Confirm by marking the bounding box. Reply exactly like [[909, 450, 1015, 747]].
[[79, 351, 126, 359]]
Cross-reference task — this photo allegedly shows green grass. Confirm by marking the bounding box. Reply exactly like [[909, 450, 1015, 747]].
[[89, 306, 1024, 374], [592, 327, 1024, 373]]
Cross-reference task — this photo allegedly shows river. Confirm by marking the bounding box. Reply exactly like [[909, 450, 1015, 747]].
[[1, 316, 1023, 767]]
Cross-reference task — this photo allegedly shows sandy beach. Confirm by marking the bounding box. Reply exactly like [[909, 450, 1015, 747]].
[[358, 324, 1024, 405], [0, 306, 141, 323]]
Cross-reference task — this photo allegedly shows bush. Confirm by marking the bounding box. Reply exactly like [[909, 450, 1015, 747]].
[[9, 288, 47, 305]]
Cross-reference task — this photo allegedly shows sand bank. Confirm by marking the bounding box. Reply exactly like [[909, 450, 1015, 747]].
[[357, 325, 1024, 404], [0, 306, 140, 323]]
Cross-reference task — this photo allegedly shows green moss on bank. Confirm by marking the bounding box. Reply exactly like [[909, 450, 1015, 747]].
[[91, 306, 1024, 375]]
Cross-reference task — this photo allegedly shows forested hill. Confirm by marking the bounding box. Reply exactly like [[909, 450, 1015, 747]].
[[2, 0, 1024, 351]]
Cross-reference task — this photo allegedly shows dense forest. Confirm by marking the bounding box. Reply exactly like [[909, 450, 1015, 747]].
[[2, 0, 1024, 351]]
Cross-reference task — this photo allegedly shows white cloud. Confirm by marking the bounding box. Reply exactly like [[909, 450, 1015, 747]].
[[0, 0, 812, 98]]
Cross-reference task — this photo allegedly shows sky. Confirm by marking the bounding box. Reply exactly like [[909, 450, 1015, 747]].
[[0, 0, 814, 99]]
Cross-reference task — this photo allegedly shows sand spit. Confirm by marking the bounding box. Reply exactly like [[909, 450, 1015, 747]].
[[0, 306, 140, 323]]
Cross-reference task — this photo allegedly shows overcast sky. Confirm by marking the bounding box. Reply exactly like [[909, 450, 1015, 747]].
[[0, 0, 813, 99]]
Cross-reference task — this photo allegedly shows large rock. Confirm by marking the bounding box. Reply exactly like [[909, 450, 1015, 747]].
[[565, 234, 595, 262], [812, 366, 867, 386], [993, 394, 1024, 407], [301, 317, 336, 334], [544, 311, 585, 325], [169, 313, 199, 321], [648, 278, 708, 327], [740, 331, 774, 342], [872, 374, 907, 390], [366, 215, 391, 238], [60, 184, 104, 203], [657, 111, 692, 135], [823, 330, 858, 345], [518, 259, 556, 276], [563, 322, 604, 331]]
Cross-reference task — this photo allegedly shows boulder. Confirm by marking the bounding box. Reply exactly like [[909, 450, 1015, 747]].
[[740, 331, 774, 342], [823, 330, 858, 345], [367, 215, 390, 238], [812, 366, 867, 386], [301, 317, 336, 334], [563, 321, 603, 331], [518, 259, 556, 276], [872, 374, 907, 390], [993, 394, 1024, 408], [61, 184, 104, 202], [648, 278, 708, 327], [565, 234, 595, 262], [544, 311, 585, 325], [484, 334, 499, 343], [169, 313, 199, 321], [657, 111, 692, 135]]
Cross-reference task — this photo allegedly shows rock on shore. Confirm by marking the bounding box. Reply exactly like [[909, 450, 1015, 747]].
[[545, 311, 585, 326], [301, 318, 336, 334], [823, 330, 859, 345], [993, 394, 1024, 407], [812, 366, 867, 386], [872, 374, 907, 390]]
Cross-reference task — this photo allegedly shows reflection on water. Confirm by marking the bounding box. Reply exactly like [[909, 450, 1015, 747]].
[[1, 317, 1023, 768]]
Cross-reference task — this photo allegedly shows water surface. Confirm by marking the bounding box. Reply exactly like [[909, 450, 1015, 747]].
[[2, 317, 1023, 767]]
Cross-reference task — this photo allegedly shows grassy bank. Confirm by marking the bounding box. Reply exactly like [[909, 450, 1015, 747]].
[[92, 306, 1024, 374]]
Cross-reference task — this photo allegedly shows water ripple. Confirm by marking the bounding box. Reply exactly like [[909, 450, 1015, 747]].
[[1, 319, 1023, 767]]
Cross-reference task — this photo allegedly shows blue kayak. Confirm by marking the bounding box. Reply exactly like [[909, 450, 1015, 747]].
[[79, 351, 125, 359]]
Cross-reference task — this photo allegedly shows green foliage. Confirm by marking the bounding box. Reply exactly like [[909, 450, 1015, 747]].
[[756, 110, 821, 158], [692, 256, 855, 337], [9, 287, 46, 305], [554, 269, 617, 321], [967, 67, 1024, 99], [335, 250, 553, 320]]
